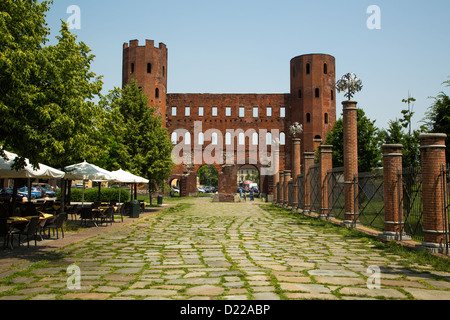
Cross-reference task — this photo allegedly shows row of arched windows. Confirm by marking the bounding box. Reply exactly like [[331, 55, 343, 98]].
[[297, 88, 334, 100], [130, 63, 165, 77], [304, 113, 329, 124], [171, 131, 287, 146], [293, 63, 329, 77]]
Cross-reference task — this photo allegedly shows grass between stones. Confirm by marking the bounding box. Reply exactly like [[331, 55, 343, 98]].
[[259, 204, 450, 273]]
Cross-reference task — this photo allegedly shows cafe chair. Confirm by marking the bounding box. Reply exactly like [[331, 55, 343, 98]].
[[12, 217, 40, 248], [100, 206, 114, 226], [80, 207, 97, 227], [68, 204, 80, 221], [44, 213, 66, 239]]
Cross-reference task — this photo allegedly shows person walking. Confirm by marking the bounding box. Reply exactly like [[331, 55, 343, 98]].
[[249, 189, 254, 201]]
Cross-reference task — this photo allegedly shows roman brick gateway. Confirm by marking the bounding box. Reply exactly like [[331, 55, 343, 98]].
[[122, 39, 336, 199]]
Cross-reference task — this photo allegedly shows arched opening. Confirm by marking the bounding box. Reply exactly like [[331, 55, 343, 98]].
[[266, 132, 272, 145], [280, 132, 286, 145], [155, 88, 160, 99], [211, 132, 218, 145], [306, 113, 311, 123], [171, 132, 177, 145], [252, 132, 258, 146], [237, 164, 260, 197], [238, 132, 245, 145], [225, 132, 232, 145], [185, 132, 191, 145], [130, 63, 135, 74], [324, 113, 329, 124], [197, 165, 218, 194], [198, 132, 204, 145], [324, 63, 328, 74], [147, 63, 152, 74], [169, 178, 180, 197], [306, 63, 311, 75]]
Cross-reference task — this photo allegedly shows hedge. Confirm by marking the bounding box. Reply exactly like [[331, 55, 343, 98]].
[[57, 188, 130, 203]]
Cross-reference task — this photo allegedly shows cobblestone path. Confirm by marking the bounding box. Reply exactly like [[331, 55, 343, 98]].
[[1, 197, 450, 300]]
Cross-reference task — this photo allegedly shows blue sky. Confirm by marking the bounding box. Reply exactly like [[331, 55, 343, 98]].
[[45, 0, 450, 131]]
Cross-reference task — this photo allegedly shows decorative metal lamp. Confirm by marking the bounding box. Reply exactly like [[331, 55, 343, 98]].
[[336, 72, 363, 100]]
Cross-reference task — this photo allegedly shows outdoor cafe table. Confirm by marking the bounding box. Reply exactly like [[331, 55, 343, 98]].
[[7, 213, 55, 240]]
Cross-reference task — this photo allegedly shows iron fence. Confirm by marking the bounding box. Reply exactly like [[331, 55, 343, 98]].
[[354, 170, 385, 230], [326, 167, 345, 220], [400, 167, 423, 242], [308, 165, 320, 214]]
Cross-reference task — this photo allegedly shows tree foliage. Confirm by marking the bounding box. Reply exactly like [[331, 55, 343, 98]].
[[381, 96, 424, 168], [324, 108, 383, 172], [0, 0, 53, 169], [424, 79, 450, 162], [197, 165, 218, 187], [101, 80, 174, 191], [0, 1, 103, 170]]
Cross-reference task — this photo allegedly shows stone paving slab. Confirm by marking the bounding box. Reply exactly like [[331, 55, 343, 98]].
[[0, 197, 450, 301]]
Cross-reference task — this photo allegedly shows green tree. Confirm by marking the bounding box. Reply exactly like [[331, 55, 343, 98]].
[[198, 165, 218, 187], [0, 0, 53, 169], [105, 80, 174, 201], [0, 1, 104, 171], [96, 89, 129, 171], [41, 22, 104, 169], [424, 79, 450, 162], [324, 108, 383, 172], [381, 96, 423, 168]]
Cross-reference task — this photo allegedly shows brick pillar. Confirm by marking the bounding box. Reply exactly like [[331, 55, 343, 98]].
[[342, 100, 359, 227], [272, 150, 280, 203], [291, 138, 301, 208], [380, 144, 410, 241], [419, 133, 448, 253], [283, 170, 291, 207], [319, 145, 333, 219], [278, 171, 285, 205], [303, 152, 315, 213]]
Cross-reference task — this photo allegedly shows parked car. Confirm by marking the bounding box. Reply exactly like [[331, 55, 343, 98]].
[[18, 187, 41, 199], [204, 186, 216, 193], [2, 187, 30, 200], [33, 185, 48, 197], [172, 186, 180, 194], [197, 187, 205, 193], [42, 187, 56, 197]]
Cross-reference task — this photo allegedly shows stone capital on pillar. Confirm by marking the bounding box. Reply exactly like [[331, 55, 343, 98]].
[[342, 100, 358, 109]]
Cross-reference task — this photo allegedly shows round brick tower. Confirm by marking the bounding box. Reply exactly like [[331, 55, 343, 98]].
[[290, 54, 336, 157], [122, 39, 168, 125]]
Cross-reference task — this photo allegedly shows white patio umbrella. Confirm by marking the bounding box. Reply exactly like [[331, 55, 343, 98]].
[[0, 150, 65, 179], [0, 150, 65, 201], [64, 161, 115, 206], [111, 169, 149, 207]]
